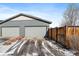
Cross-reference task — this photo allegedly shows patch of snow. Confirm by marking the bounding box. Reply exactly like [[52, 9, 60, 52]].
[[0, 40, 21, 55], [32, 53, 38, 56], [42, 41, 54, 56], [17, 40, 26, 53], [35, 40, 37, 48], [46, 40, 74, 56]]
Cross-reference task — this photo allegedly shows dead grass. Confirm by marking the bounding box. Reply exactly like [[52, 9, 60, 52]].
[[3, 36, 24, 45]]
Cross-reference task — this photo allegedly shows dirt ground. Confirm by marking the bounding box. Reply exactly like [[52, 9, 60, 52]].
[[0, 36, 75, 56]]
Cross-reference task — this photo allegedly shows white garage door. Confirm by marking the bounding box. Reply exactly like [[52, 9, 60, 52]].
[[2, 27, 19, 37], [25, 27, 47, 39]]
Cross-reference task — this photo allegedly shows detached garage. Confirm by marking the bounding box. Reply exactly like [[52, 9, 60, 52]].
[[0, 13, 52, 39]]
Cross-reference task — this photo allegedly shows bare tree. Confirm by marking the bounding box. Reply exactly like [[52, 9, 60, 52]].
[[61, 4, 79, 26]]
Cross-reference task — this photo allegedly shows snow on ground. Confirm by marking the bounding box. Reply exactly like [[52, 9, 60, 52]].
[[46, 40, 74, 56], [0, 39, 23, 56], [0, 38, 75, 56]]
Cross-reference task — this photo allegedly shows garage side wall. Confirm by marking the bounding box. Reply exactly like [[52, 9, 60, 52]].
[[0, 27, 2, 36], [0, 20, 49, 38]]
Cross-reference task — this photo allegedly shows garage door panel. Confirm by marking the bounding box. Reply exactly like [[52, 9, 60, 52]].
[[25, 27, 46, 38], [2, 27, 19, 37]]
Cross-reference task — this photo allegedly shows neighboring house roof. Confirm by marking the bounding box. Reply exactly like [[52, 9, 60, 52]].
[[0, 13, 52, 24], [0, 20, 3, 22]]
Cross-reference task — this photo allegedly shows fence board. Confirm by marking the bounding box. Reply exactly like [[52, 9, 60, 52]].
[[47, 26, 79, 51]]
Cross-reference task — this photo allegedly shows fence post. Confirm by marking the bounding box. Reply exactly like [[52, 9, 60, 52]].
[[64, 26, 66, 47], [51, 28, 52, 40], [47, 29, 49, 38], [48, 29, 50, 39], [56, 27, 58, 42]]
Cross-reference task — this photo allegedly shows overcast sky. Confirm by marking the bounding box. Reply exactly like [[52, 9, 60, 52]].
[[0, 3, 69, 27]]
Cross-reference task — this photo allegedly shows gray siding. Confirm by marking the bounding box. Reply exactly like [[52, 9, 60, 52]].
[[0, 20, 49, 27], [0, 27, 2, 36], [20, 26, 25, 36]]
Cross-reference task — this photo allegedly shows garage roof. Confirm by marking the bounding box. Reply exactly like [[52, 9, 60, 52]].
[[0, 13, 52, 24]]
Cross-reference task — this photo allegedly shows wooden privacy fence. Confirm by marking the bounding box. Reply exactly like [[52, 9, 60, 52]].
[[47, 26, 79, 51]]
